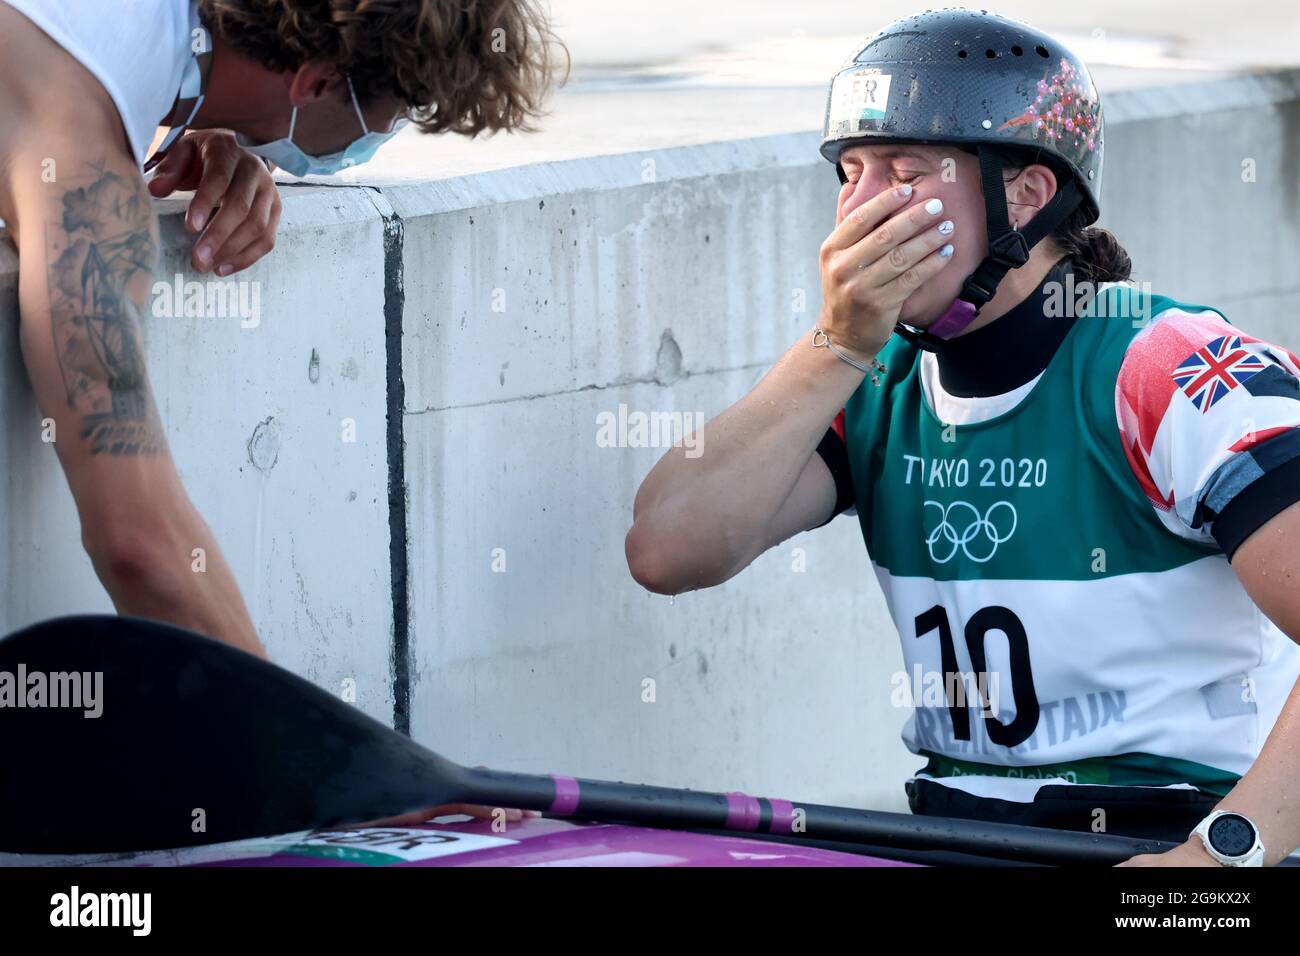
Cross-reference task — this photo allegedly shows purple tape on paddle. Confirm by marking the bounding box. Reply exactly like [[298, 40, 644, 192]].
[[926, 297, 978, 339], [766, 799, 796, 835], [550, 775, 581, 815], [725, 792, 762, 832]]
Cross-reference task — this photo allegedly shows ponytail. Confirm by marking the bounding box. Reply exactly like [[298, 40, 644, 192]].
[[1052, 206, 1132, 285]]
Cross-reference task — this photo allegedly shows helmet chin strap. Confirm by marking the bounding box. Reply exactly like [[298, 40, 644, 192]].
[[895, 144, 1084, 352]]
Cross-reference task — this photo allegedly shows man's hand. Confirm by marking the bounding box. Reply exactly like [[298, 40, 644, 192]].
[[347, 767, 540, 829], [148, 129, 281, 276], [354, 804, 541, 828]]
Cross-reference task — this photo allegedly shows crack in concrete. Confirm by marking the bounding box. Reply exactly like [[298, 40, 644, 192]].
[[405, 359, 771, 416]]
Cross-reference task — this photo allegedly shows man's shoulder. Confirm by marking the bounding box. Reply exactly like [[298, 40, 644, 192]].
[[0, 2, 153, 166], [0, 0, 178, 166]]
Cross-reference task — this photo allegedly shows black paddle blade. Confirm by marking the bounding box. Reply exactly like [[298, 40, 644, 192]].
[[0, 615, 466, 853]]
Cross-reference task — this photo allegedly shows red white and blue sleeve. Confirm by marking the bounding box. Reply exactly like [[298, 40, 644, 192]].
[[1115, 307, 1300, 558], [813, 410, 856, 525]]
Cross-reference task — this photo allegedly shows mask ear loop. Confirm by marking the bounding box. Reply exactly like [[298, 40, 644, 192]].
[[346, 75, 371, 135]]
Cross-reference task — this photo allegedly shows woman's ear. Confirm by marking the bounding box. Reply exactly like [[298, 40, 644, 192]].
[[1007, 162, 1059, 228]]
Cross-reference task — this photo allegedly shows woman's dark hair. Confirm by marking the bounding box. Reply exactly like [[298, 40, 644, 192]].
[[995, 146, 1132, 286]]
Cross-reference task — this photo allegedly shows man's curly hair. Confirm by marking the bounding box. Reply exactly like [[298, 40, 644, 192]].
[[198, 0, 567, 135]]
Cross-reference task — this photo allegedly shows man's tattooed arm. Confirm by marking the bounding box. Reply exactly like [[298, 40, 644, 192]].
[[2, 19, 266, 657], [44, 161, 165, 456]]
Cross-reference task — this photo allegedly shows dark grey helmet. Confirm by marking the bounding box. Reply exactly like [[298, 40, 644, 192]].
[[821, 9, 1105, 343], [822, 9, 1103, 219]]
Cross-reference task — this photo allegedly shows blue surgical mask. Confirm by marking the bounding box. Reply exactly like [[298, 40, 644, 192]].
[[236, 75, 407, 176]]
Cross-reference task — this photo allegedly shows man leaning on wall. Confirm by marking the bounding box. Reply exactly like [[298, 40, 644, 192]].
[[0, 0, 563, 656]]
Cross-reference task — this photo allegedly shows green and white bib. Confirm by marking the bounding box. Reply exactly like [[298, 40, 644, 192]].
[[842, 286, 1300, 802]]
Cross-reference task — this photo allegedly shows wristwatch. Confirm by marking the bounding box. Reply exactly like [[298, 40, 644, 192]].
[[1192, 811, 1265, 867]]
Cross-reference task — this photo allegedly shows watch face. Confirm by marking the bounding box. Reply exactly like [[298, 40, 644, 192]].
[[1207, 814, 1255, 858]]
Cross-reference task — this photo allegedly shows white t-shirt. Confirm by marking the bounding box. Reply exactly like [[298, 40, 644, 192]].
[[1, 0, 196, 165], [919, 351, 1043, 426]]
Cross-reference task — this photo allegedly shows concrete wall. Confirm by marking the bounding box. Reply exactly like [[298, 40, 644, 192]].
[[2, 70, 1298, 811], [0, 189, 398, 725]]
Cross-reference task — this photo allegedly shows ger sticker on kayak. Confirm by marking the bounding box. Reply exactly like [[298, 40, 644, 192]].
[[263, 827, 518, 865], [828, 69, 892, 133], [0, 827, 519, 868]]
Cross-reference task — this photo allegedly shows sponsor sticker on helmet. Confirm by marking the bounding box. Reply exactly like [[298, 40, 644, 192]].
[[828, 69, 892, 136]]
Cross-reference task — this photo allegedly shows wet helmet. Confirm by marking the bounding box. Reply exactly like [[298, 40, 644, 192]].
[[821, 9, 1104, 345]]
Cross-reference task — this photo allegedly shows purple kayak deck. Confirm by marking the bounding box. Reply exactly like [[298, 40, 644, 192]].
[[1, 818, 917, 867]]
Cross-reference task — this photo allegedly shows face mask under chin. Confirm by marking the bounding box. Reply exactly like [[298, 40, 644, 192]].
[[235, 75, 406, 177]]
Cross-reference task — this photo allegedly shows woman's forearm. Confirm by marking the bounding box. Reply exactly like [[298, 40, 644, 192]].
[[1217, 505, 1300, 862], [626, 328, 866, 593], [1206, 676, 1300, 865]]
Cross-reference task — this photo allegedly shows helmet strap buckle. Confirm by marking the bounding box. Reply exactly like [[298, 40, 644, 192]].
[[986, 228, 1031, 270]]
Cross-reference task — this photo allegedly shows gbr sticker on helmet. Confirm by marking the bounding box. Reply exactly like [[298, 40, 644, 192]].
[[828, 69, 892, 135]]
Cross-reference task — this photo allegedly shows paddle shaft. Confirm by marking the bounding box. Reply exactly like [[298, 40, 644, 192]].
[[448, 766, 1179, 866]]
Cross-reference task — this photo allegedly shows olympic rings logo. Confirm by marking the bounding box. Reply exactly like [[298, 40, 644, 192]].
[[923, 500, 1018, 564]]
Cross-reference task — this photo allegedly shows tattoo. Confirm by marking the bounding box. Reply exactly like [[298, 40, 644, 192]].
[[45, 161, 163, 456]]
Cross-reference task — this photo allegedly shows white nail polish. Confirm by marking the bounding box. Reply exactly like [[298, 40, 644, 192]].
[[938, 220, 954, 235], [925, 198, 943, 215], [939, 243, 954, 258]]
